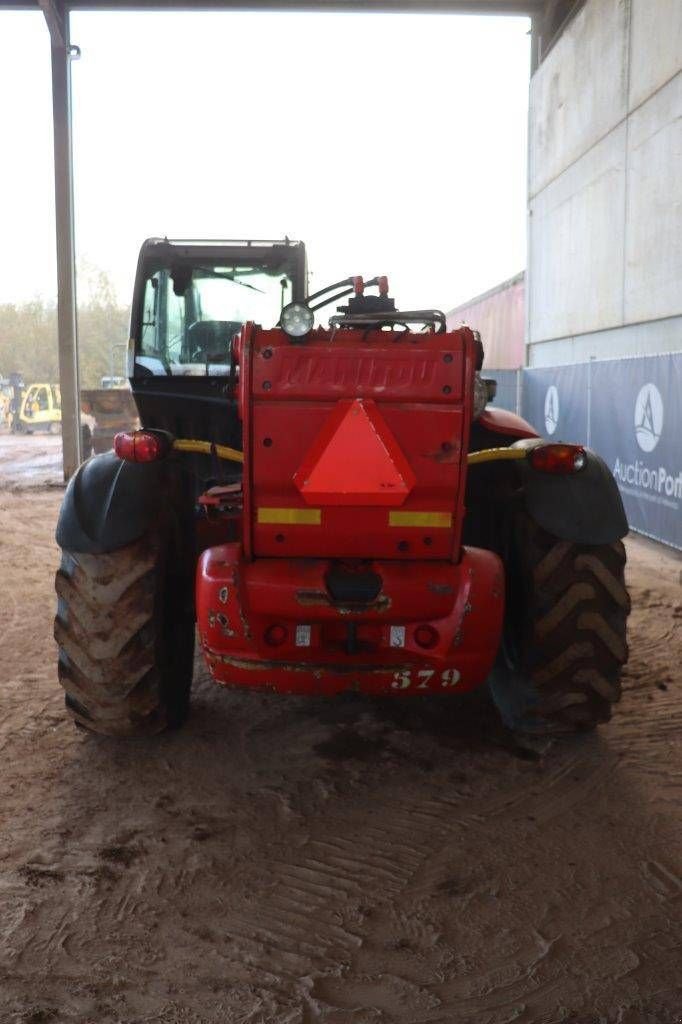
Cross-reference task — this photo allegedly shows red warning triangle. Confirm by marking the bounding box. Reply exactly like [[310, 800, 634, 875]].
[[294, 399, 415, 507]]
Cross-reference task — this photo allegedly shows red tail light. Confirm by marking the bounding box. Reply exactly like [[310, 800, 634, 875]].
[[114, 430, 169, 463], [264, 624, 288, 647], [414, 624, 439, 649], [529, 443, 587, 475]]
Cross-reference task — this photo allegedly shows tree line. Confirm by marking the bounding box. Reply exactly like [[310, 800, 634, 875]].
[[0, 266, 130, 389]]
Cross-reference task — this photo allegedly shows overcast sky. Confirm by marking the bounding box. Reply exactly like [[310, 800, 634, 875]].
[[0, 9, 529, 314]]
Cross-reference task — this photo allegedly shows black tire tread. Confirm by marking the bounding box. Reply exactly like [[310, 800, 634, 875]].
[[518, 515, 630, 732], [54, 537, 170, 736]]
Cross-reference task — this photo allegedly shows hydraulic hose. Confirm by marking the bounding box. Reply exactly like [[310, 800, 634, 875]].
[[467, 447, 527, 465], [172, 439, 244, 464], [171, 442, 524, 469]]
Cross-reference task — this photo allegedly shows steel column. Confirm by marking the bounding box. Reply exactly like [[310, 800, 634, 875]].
[[42, 0, 82, 479], [529, 11, 540, 71]]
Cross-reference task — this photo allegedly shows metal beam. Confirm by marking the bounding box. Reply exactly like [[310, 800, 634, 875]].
[[37, 0, 66, 43], [43, 1, 82, 479], [4, 1, 543, 13], [70, 1, 541, 9]]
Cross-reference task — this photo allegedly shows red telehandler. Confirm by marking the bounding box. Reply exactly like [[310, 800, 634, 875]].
[[54, 238, 630, 737]]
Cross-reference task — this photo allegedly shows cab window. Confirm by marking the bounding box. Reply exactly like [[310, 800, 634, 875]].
[[136, 264, 292, 377]]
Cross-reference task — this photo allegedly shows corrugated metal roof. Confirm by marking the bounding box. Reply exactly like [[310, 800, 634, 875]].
[[447, 270, 525, 317]]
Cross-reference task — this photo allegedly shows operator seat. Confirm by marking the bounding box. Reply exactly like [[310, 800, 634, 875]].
[[185, 320, 242, 365]]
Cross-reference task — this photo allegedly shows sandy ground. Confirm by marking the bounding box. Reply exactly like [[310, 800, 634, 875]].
[[0, 434, 62, 489], [0, 452, 681, 1023]]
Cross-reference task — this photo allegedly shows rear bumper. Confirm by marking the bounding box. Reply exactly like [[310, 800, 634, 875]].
[[196, 545, 504, 696]]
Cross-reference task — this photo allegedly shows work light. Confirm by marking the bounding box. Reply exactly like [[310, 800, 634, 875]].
[[281, 302, 314, 339]]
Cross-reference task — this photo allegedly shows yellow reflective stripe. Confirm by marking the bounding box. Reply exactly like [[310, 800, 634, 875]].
[[258, 507, 322, 525], [388, 511, 452, 528]]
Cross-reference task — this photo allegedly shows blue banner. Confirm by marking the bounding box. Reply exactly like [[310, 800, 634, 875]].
[[521, 364, 590, 446], [590, 354, 682, 551], [506, 354, 682, 550]]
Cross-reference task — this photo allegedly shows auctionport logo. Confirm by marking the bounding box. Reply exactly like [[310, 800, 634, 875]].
[[613, 381, 681, 508], [544, 385, 559, 435], [634, 383, 663, 453]]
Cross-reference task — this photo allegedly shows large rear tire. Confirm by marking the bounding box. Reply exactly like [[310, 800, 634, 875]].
[[490, 514, 630, 734], [54, 532, 195, 737]]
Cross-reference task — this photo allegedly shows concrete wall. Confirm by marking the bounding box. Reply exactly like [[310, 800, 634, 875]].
[[445, 272, 525, 369], [527, 0, 682, 366]]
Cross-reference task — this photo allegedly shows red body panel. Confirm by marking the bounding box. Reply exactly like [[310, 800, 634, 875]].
[[240, 325, 478, 562], [478, 406, 538, 439], [197, 543, 504, 696], [196, 320, 506, 696]]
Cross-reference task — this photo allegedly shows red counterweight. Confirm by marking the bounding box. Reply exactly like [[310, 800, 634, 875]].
[[196, 319, 505, 696], [240, 322, 477, 561]]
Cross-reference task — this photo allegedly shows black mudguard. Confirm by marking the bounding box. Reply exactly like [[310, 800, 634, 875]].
[[56, 451, 169, 554], [511, 440, 628, 545]]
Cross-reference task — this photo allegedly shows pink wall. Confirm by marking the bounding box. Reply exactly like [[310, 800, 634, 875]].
[[446, 272, 525, 370]]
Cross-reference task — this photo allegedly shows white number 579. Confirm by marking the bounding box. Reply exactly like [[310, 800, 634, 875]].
[[390, 668, 461, 690]]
